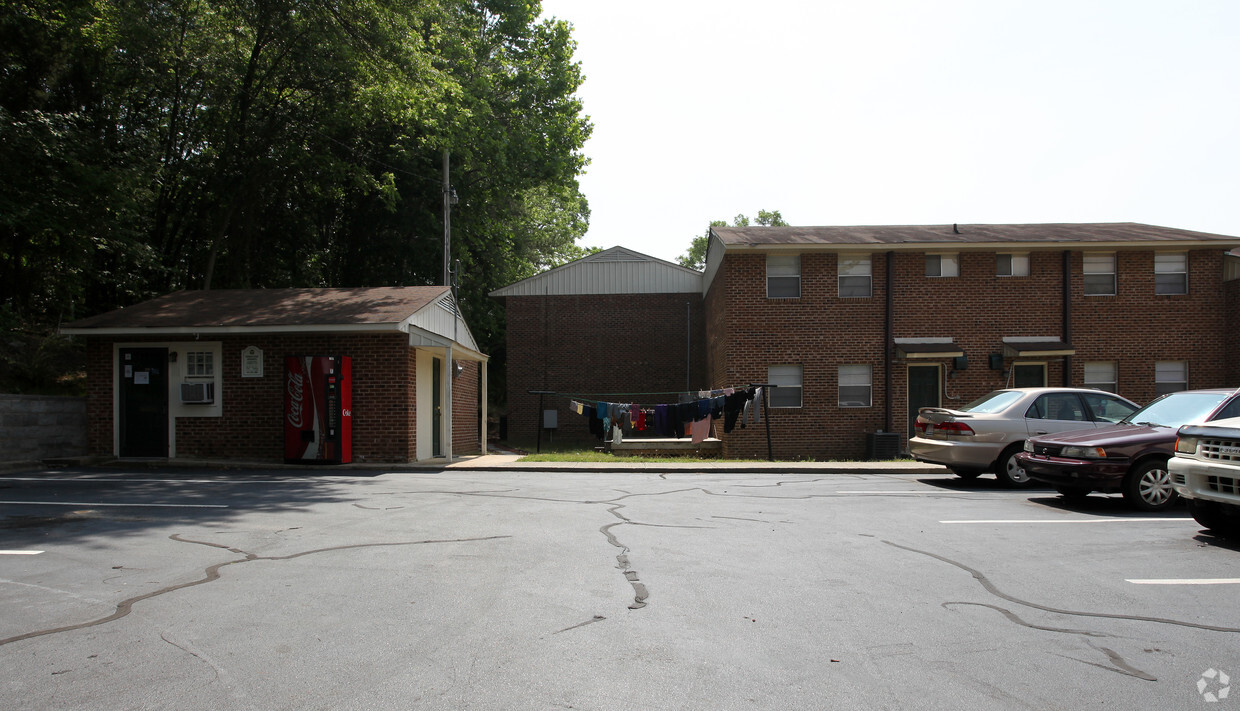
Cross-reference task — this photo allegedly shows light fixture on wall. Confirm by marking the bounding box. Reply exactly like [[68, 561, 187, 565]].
[[453, 360, 464, 378], [168, 351, 178, 363]]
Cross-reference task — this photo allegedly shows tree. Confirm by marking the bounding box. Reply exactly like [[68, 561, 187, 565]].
[[0, 0, 594, 401], [677, 210, 788, 270]]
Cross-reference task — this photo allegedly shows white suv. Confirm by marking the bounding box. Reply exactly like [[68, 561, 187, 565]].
[[1170, 416, 1240, 536]]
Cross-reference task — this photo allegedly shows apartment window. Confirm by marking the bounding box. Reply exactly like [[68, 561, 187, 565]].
[[185, 351, 214, 378], [925, 253, 959, 278], [838, 253, 872, 297], [767, 254, 801, 298], [767, 365, 803, 408], [1154, 252, 1187, 295], [1155, 361, 1187, 395], [997, 253, 1030, 277], [1083, 362, 1117, 392], [838, 365, 872, 408], [1083, 253, 1116, 296]]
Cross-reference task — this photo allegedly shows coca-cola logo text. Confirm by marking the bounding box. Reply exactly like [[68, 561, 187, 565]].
[[287, 371, 305, 428]]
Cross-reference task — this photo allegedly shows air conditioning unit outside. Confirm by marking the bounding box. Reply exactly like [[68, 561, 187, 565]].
[[180, 381, 215, 404]]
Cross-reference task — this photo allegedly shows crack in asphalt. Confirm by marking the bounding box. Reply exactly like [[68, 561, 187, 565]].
[[885, 539, 1240, 634], [942, 602, 1109, 637], [552, 615, 606, 635], [0, 534, 510, 647]]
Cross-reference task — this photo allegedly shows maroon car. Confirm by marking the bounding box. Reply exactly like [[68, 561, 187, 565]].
[[1017, 388, 1240, 511]]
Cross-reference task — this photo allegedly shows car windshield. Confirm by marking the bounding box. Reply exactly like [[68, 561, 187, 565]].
[[962, 390, 1024, 413], [1121, 391, 1230, 428]]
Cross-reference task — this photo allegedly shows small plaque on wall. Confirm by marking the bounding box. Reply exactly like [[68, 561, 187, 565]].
[[241, 346, 264, 378]]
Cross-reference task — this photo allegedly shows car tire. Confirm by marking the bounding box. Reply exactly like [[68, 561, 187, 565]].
[[1056, 486, 1091, 502], [1187, 499, 1240, 536], [994, 444, 1032, 487], [1121, 459, 1178, 512], [950, 467, 983, 480]]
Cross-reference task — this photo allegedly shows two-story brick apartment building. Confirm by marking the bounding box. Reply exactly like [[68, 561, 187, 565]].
[[497, 223, 1240, 460]]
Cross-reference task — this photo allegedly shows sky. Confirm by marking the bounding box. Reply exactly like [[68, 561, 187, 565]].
[[535, 0, 1240, 265]]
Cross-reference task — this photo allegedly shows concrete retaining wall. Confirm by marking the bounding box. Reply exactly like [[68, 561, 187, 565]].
[[0, 394, 88, 462]]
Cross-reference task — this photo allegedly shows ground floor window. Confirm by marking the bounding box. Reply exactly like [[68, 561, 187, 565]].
[[838, 365, 872, 407], [1155, 361, 1187, 394], [1083, 362, 1117, 392], [767, 365, 803, 408]]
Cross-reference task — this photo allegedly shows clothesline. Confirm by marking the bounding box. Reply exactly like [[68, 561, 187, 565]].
[[542, 385, 776, 406]]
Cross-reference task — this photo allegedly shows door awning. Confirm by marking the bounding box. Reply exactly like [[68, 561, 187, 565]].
[[894, 339, 964, 359], [1002, 338, 1075, 357]]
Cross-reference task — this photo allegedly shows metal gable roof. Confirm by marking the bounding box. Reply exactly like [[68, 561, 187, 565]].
[[489, 246, 703, 297]]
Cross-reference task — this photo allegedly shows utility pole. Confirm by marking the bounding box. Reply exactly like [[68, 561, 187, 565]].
[[442, 148, 451, 286]]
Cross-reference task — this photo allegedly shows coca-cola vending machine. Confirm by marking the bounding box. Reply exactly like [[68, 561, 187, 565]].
[[284, 355, 352, 464]]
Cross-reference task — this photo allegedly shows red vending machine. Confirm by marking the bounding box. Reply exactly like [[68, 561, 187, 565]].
[[284, 355, 352, 464]]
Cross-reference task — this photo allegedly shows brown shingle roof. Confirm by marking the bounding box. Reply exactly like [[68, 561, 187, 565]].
[[63, 287, 450, 331], [711, 222, 1240, 248]]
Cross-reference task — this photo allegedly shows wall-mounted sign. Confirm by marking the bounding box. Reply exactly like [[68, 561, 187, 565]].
[[241, 346, 264, 378]]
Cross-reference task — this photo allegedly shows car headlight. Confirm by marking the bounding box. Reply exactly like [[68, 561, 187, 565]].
[[1023, 440, 1034, 452], [1060, 445, 1107, 459], [1174, 437, 1199, 455]]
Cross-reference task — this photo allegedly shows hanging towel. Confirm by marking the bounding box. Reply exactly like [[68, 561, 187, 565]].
[[691, 415, 711, 444]]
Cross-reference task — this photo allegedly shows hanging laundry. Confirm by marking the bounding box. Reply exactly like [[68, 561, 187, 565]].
[[653, 404, 669, 436], [584, 405, 604, 439], [723, 390, 749, 433], [742, 387, 763, 427], [691, 415, 711, 444]]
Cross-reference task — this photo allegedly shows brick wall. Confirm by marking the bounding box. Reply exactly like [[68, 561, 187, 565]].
[[452, 359, 481, 456], [83, 332, 480, 463], [1227, 277, 1240, 388], [709, 248, 1234, 461], [502, 293, 705, 446], [0, 394, 87, 462]]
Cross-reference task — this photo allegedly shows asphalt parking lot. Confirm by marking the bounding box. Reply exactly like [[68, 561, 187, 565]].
[[1, 466, 1238, 710]]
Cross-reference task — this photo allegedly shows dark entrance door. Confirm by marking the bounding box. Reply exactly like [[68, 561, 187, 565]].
[[907, 365, 941, 439], [1013, 363, 1046, 387], [431, 357, 443, 458], [119, 347, 168, 457]]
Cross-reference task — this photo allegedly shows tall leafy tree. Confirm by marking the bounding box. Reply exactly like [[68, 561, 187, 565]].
[[678, 210, 788, 270], [0, 0, 593, 397]]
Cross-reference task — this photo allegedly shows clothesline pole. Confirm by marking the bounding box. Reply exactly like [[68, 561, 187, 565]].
[[751, 383, 777, 462], [529, 390, 555, 453]]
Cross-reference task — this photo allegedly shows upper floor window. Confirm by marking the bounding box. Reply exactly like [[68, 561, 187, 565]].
[[1083, 253, 1116, 296], [997, 253, 1030, 277], [1154, 252, 1187, 295], [185, 351, 214, 378], [925, 253, 959, 278], [767, 365, 803, 408], [838, 365, 872, 407], [766, 254, 801, 298], [838, 253, 872, 298], [1155, 361, 1187, 395]]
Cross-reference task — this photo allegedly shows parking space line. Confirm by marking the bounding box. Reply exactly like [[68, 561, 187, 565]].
[[0, 500, 228, 509], [940, 518, 1192, 524], [0, 550, 44, 555], [837, 490, 944, 494], [1126, 578, 1240, 585]]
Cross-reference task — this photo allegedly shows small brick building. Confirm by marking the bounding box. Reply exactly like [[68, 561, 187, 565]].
[[496, 224, 1240, 460], [61, 287, 486, 464]]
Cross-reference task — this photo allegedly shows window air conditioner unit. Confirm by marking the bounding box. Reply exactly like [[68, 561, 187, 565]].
[[180, 381, 215, 404]]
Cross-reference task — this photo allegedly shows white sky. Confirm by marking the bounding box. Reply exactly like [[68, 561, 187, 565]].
[[536, 0, 1240, 264]]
